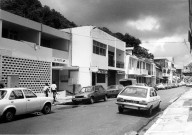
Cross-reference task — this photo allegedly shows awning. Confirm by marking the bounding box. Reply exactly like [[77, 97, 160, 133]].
[[52, 66, 79, 70]]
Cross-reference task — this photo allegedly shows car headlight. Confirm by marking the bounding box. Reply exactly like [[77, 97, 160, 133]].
[[117, 98, 124, 102]]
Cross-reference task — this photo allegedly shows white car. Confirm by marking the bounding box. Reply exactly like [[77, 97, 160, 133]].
[[0, 88, 53, 122], [116, 85, 161, 116]]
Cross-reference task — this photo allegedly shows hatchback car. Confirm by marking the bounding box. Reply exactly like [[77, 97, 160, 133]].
[[116, 85, 161, 116], [0, 88, 53, 122], [72, 85, 107, 104], [155, 83, 166, 90], [106, 85, 124, 98]]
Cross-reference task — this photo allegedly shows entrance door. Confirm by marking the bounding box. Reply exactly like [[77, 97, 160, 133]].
[[52, 70, 59, 90], [92, 73, 96, 86], [108, 70, 116, 86]]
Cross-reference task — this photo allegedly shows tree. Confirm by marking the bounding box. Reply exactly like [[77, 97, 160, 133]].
[[0, 0, 77, 28]]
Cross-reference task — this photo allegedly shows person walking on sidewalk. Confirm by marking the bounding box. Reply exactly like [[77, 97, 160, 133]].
[[50, 81, 57, 103], [43, 83, 50, 97]]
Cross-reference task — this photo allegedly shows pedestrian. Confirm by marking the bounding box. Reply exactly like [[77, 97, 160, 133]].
[[50, 81, 57, 104], [43, 83, 49, 97]]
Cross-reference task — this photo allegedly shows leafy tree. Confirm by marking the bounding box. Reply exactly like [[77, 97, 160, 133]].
[[0, 0, 77, 28]]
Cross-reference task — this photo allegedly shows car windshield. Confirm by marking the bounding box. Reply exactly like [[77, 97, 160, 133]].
[[79, 87, 93, 93], [107, 85, 118, 89], [120, 87, 148, 98], [0, 90, 7, 100]]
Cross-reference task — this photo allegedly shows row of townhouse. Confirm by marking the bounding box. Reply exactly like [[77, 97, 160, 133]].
[[0, 9, 125, 93], [125, 48, 156, 86], [0, 10, 180, 93]]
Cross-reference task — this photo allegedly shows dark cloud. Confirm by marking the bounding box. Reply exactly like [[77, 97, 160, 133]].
[[40, 0, 188, 40], [39, 0, 191, 66]]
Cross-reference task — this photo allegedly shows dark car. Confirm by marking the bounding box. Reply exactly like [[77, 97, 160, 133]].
[[106, 85, 124, 98], [119, 79, 137, 87], [72, 85, 108, 104]]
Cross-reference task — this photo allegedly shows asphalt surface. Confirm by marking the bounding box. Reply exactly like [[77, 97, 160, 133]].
[[0, 86, 189, 135]]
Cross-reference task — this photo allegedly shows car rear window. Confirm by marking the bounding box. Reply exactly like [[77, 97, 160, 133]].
[[120, 87, 148, 98], [0, 90, 7, 100]]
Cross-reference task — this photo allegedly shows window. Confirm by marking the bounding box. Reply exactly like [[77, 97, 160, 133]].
[[0, 90, 7, 100], [9, 90, 24, 100], [93, 40, 107, 56], [120, 87, 148, 98], [97, 73, 105, 83], [150, 89, 157, 97], [23, 89, 37, 98]]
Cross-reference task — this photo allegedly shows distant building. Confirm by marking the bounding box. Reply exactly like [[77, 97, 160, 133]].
[[154, 57, 176, 84], [125, 48, 156, 86]]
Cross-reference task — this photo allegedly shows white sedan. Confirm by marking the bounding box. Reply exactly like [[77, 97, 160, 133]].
[[0, 88, 53, 122], [116, 85, 161, 116]]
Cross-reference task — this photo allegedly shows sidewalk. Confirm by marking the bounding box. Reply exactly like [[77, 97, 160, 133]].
[[144, 88, 192, 135], [36, 91, 73, 105]]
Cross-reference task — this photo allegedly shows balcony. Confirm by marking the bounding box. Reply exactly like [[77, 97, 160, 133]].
[[116, 61, 124, 69]]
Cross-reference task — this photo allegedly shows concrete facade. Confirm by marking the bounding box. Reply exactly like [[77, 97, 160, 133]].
[[0, 9, 75, 93]]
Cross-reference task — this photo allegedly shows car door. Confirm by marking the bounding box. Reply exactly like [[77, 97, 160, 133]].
[[94, 86, 100, 101], [98, 85, 106, 99], [9, 90, 27, 115], [153, 89, 160, 107], [23, 89, 41, 113], [149, 88, 158, 108]]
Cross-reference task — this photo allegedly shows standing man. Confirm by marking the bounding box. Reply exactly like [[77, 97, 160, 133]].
[[43, 83, 49, 97], [50, 81, 57, 104]]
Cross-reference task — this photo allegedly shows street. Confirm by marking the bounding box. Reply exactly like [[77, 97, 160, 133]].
[[0, 86, 189, 135]]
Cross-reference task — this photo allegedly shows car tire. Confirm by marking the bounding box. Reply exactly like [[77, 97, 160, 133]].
[[147, 106, 153, 116], [42, 103, 51, 114], [3, 109, 15, 122], [104, 95, 108, 101], [73, 101, 79, 105], [90, 97, 94, 104], [118, 106, 124, 113]]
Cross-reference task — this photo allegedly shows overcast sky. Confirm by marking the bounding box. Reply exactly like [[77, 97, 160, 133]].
[[39, 0, 191, 68]]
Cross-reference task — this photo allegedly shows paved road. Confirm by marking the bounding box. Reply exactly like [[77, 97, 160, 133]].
[[0, 86, 189, 135]]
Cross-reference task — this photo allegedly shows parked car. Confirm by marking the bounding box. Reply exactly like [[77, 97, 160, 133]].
[[155, 83, 166, 90], [72, 85, 108, 104], [106, 85, 124, 98], [0, 88, 53, 122], [116, 85, 161, 116]]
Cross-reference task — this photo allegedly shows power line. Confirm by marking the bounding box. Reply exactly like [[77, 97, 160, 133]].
[[142, 41, 189, 44]]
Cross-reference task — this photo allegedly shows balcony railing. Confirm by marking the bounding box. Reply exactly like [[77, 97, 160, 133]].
[[116, 61, 124, 69]]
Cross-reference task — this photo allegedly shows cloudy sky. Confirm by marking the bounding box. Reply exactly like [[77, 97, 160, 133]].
[[39, 0, 191, 68]]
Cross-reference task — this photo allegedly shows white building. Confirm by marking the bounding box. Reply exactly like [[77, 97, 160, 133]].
[[154, 57, 176, 84], [0, 9, 77, 93], [125, 48, 156, 86], [63, 26, 126, 89]]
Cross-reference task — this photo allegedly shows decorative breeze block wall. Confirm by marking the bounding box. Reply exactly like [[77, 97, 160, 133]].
[[1, 55, 51, 93]]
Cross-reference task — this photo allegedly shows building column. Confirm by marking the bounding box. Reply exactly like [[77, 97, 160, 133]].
[[0, 20, 2, 38]]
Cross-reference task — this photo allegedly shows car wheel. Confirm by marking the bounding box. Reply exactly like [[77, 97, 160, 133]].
[[147, 106, 153, 116], [73, 101, 79, 105], [90, 97, 94, 104], [3, 109, 15, 122], [118, 106, 124, 113], [104, 95, 108, 101], [42, 103, 51, 114]]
